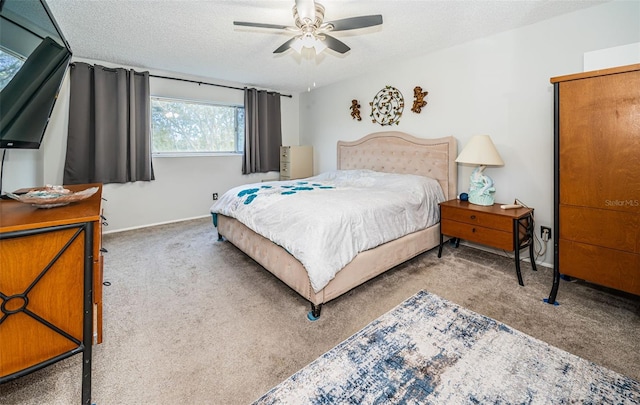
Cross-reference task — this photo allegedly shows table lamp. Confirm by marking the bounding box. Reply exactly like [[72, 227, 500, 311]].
[[455, 135, 504, 206]]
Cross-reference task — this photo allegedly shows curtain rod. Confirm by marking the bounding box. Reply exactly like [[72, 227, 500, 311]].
[[150, 74, 293, 98], [69, 63, 292, 98]]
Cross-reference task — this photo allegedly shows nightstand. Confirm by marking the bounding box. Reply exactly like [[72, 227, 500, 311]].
[[437, 199, 536, 286]]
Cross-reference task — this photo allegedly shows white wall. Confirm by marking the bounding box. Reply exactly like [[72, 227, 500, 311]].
[[299, 0, 640, 266], [584, 41, 640, 70], [1, 60, 300, 233]]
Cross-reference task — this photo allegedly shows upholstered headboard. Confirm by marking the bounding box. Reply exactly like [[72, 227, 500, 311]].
[[337, 131, 457, 200]]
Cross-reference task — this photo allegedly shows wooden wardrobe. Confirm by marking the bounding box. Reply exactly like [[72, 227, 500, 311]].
[[548, 63, 640, 303]]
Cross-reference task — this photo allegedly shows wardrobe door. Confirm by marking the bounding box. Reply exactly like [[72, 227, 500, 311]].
[[558, 70, 640, 212]]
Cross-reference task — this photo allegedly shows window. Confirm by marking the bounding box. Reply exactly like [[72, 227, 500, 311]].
[[151, 97, 244, 155], [0, 48, 25, 90]]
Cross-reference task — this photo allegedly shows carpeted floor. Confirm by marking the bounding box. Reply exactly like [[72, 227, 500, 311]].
[[1, 217, 638, 404], [255, 290, 640, 404]]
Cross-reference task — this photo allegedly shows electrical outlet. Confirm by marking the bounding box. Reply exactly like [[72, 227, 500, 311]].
[[212, 193, 218, 200], [541, 226, 551, 241]]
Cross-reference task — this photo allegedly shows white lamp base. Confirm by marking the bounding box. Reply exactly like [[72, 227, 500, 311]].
[[467, 166, 496, 206], [468, 192, 495, 206]]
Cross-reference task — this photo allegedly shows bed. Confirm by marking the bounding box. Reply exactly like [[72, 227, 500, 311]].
[[211, 131, 457, 320]]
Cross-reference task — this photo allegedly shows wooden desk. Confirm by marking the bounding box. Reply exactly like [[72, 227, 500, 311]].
[[437, 199, 536, 286], [0, 184, 103, 404]]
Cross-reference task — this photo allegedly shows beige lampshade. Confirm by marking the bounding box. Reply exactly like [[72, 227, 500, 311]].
[[455, 135, 504, 166]]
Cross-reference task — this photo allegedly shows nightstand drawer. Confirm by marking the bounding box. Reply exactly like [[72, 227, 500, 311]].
[[441, 219, 513, 250], [440, 206, 512, 232]]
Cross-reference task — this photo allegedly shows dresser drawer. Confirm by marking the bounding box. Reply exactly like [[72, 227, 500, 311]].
[[559, 239, 640, 295], [280, 146, 291, 163], [560, 205, 638, 253], [441, 219, 513, 250], [280, 161, 291, 176], [440, 206, 513, 232]]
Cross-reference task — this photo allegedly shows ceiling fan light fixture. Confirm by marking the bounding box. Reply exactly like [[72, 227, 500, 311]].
[[312, 39, 327, 53], [290, 33, 326, 54], [290, 37, 305, 53]]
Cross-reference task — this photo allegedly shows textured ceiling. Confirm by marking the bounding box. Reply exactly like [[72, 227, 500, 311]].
[[46, 0, 607, 94]]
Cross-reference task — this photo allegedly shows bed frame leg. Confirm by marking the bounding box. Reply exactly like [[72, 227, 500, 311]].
[[307, 303, 322, 321]]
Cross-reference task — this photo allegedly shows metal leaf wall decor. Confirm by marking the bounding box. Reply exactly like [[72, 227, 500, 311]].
[[370, 86, 404, 126]]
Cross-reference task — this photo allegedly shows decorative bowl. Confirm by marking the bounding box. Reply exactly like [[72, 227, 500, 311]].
[[5, 185, 99, 208]]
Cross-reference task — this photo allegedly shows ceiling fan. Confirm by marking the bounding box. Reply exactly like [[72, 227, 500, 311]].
[[233, 0, 383, 55]]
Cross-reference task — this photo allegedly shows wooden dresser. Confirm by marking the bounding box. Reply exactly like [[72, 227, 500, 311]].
[[280, 145, 313, 180], [549, 64, 640, 303], [0, 183, 103, 403]]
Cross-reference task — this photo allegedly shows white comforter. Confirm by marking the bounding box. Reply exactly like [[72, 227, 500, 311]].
[[210, 169, 445, 293]]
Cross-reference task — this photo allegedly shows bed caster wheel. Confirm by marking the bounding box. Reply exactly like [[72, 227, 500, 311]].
[[307, 303, 322, 321]]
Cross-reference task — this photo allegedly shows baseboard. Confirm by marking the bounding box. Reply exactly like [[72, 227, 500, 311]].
[[103, 214, 212, 235]]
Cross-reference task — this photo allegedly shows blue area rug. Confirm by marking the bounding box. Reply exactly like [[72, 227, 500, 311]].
[[254, 290, 640, 404]]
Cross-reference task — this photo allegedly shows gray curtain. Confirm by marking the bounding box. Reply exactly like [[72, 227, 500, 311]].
[[63, 62, 154, 184], [243, 88, 282, 174]]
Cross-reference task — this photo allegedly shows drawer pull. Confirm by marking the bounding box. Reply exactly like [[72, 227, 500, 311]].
[[472, 228, 476, 233], [470, 215, 476, 220]]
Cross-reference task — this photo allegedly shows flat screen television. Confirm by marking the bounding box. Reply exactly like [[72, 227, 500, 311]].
[[0, 0, 72, 149]]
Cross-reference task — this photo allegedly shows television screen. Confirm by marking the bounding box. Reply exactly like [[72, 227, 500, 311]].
[[0, 0, 72, 149]]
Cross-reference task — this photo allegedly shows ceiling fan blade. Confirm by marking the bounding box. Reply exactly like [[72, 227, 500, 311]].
[[233, 21, 290, 30], [295, 0, 316, 22], [273, 37, 298, 54], [323, 34, 350, 54], [327, 15, 383, 31]]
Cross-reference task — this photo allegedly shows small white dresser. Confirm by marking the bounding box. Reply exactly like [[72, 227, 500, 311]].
[[280, 145, 313, 180]]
